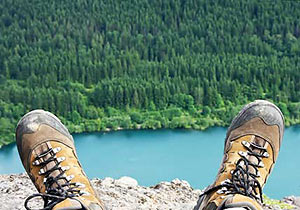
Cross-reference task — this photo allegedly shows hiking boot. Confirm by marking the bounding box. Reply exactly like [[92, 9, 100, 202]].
[[16, 110, 106, 210], [194, 100, 284, 210]]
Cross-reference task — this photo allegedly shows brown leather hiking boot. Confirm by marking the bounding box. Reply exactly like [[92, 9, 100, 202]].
[[194, 100, 284, 210], [16, 110, 106, 210]]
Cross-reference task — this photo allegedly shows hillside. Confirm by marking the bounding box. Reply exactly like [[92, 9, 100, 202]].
[[0, 0, 300, 146]]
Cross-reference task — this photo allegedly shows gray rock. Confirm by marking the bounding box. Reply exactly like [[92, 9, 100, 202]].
[[114, 176, 138, 187], [282, 196, 300, 209], [101, 177, 114, 187]]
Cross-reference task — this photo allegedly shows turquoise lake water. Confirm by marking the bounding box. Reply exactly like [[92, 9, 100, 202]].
[[0, 127, 300, 199]]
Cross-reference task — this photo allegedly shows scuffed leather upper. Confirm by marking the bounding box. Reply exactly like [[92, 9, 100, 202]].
[[16, 110, 105, 210], [194, 100, 284, 210]]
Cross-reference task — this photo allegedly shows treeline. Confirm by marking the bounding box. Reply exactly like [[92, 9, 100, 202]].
[[0, 0, 300, 147]]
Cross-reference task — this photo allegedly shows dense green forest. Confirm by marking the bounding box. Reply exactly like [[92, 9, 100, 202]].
[[0, 0, 300, 147]]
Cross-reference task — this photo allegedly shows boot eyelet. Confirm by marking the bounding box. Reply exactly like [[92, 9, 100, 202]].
[[80, 191, 90, 196], [76, 182, 86, 188], [242, 141, 250, 148], [263, 152, 269, 158], [39, 168, 45, 175], [217, 189, 224, 194], [220, 179, 231, 185], [57, 157, 65, 163], [66, 174, 75, 181], [217, 187, 227, 194], [258, 161, 264, 167], [53, 147, 62, 154], [61, 166, 70, 171], [33, 160, 41, 166], [238, 151, 247, 157]]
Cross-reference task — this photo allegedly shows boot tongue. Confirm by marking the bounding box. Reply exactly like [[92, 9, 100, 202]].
[[53, 198, 83, 210], [223, 194, 262, 210], [33, 142, 67, 189], [247, 136, 267, 176]]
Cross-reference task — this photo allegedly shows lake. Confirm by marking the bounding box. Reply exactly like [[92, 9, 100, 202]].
[[0, 127, 300, 199]]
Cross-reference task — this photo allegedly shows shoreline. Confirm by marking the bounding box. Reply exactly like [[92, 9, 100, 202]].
[[0, 126, 216, 149], [1, 124, 300, 149]]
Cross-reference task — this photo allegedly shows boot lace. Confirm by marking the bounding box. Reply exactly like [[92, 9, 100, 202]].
[[199, 140, 269, 203], [24, 147, 88, 210]]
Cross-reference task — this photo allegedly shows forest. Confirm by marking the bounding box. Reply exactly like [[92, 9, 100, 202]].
[[0, 0, 300, 147]]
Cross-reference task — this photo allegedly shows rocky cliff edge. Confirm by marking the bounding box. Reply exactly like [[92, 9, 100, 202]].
[[0, 174, 298, 210]]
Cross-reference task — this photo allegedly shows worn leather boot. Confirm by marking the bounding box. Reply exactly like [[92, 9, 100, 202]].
[[16, 110, 106, 210], [194, 100, 284, 210]]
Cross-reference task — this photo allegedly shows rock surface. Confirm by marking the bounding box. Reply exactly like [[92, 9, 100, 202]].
[[0, 173, 297, 210]]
